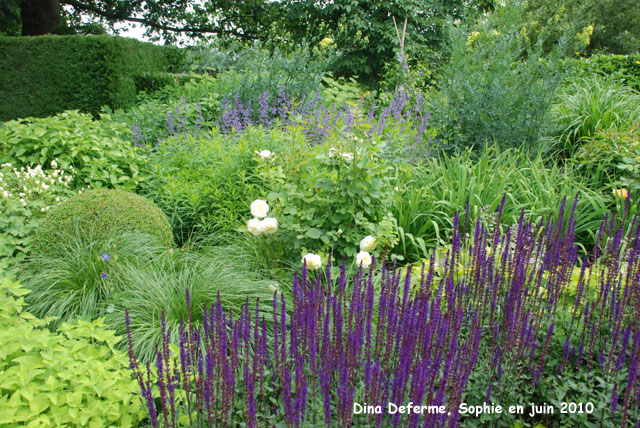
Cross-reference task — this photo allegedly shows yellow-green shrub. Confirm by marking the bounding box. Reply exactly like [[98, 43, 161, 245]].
[[31, 189, 173, 257], [0, 276, 146, 427]]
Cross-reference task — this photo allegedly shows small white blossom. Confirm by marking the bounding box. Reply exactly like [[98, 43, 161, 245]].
[[360, 235, 377, 252], [341, 152, 354, 162], [2, 191, 8, 198], [356, 251, 372, 267], [250, 199, 269, 218], [302, 253, 322, 270], [51, 160, 57, 168]]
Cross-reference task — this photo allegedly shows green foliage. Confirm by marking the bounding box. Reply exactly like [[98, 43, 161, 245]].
[[0, 35, 181, 121], [31, 189, 173, 258], [542, 77, 640, 158], [521, 0, 640, 56], [142, 129, 265, 245], [212, 42, 331, 112], [105, 242, 279, 362], [0, 276, 145, 427], [0, 162, 80, 271], [256, 124, 398, 262], [574, 125, 640, 193], [276, 0, 490, 85], [433, 4, 561, 152], [133, 72, 194, 95], [0, 0, 20, 36], [0, 111, 148, 190], [321, 74, 368, 108], [393, 148, 611, 262], [563, 54, 640, 92], [23, 232, 170, 331]]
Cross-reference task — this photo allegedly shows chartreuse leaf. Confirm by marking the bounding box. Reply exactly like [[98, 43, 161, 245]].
[[0, 277, 144, 427]]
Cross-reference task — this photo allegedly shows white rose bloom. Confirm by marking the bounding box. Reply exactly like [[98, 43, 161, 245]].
[[250, 199, 269, 218], [341, 152, 354, 162], [302, 253, 322, 270], [257, 149, 273, 159], [261, 217, 278, 234], [356, 251, 372, 267], [247, 218, 263, 236], [360, 235, 377, 252]]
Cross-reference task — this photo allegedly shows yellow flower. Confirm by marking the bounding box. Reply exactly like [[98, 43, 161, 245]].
[[319, 37, 334, 48], [636, 61, 640, 65], [613, 188, 629, 200]]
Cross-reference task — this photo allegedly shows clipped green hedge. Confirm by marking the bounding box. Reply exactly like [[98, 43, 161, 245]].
[[32, 189, 173, 258], [564, 54, 640, 91], [0, 35, 184, 121]]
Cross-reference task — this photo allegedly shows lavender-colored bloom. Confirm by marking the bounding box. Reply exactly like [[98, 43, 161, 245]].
[[101, 252, 110, 262]]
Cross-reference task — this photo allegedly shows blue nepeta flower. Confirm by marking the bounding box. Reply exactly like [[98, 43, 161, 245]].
[[101, 252, 111, 262], [101, 272, 108, 280]]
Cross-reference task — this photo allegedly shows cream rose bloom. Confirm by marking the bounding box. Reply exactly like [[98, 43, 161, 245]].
[[250, 199, 269, 218], [356, 251, 372, 267], [360, 235, 377, 252], [257, 149, 273, 159], [302, 253, 322, 270], [247, 218, 263, 236], [261, 217, 278, 234]]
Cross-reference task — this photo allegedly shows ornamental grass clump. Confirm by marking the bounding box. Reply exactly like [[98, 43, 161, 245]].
[[127, 199, 640, 427]]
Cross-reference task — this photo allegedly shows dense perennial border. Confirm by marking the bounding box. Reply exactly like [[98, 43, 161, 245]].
[[127, 198, 640, 427]]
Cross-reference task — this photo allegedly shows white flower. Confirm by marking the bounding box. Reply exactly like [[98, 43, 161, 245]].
[[247, 218, 263, 236], [250, 199, 269, 218], [328, 147, 337, 158], [341, 152, 354, 162], [51, 160, 57, 168], [356, 251, 372, 267], [2, 191, 8, 198], [256, 149, 274, 159], [360, 235, 377, 252], [302, 253, 322, 270], [337, 229, 343, 235], [261, 217, 278, 234]]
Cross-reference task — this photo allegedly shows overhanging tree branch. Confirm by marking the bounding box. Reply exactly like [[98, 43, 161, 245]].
[[61, 0, 260, 40]]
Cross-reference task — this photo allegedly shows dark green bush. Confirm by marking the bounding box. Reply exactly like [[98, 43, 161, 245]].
[[0, 35, 182, 121], [133, 71, 194, 95], [31, 189, 173, 257]]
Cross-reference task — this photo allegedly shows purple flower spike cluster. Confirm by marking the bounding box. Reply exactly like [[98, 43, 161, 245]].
[[215, 87, 435, 161], [126, 198, 640, 427]]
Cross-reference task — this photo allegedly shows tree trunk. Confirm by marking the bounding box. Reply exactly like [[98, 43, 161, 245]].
[[21, 0, 61, 35]]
